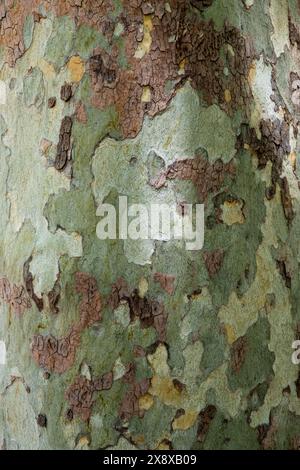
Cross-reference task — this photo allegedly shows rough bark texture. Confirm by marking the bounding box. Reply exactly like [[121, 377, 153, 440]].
[[0, 0, 300, 450]]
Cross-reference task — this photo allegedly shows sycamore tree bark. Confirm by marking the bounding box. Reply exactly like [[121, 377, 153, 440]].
[[0, 0, 300, 451]]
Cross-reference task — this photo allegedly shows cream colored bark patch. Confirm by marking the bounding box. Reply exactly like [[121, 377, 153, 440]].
[[221, 200, 245, 225]]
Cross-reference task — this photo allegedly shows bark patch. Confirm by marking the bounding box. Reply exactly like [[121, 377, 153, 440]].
[[31, 272, 101, 374], [109, 278, 168, 342], [0, 277, 31, 316]]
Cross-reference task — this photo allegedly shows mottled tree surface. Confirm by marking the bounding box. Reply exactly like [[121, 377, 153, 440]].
[[0, 0, 300, 451]]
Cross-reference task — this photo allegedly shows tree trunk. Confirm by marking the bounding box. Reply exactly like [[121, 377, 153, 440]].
[[0, 0, 300, 451]]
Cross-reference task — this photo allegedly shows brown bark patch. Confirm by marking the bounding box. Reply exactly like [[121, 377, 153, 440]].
[[0, 2, 254, 140], [289, 13, 300, 49], [88, 1, 255, 137], [37, 414, 47, 428], [75, 271, 102, 328], [65, 375, 95, 422], [295, 371, 300, 398], [257, 416, 277, 450], [238, 119, 293, 223], [31, 327, 81, 374], [48, 97, 56, 108], [191, 0, 214, 10], [276, 259, 292, 289], [0, 1, 114, 66]]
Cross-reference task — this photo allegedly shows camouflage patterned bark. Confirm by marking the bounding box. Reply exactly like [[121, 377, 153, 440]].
[[0, 0, 300, 450]]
